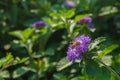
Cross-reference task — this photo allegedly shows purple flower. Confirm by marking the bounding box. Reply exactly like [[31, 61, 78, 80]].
[[67, 36, 91, 62], [88, 22, 95, 28], [77, 17, 92, 24], [32, 21, 46, 28], [63, 1, 76, 8]]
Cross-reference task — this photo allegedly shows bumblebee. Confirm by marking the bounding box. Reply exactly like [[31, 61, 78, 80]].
[[71, 42, 80, 49]]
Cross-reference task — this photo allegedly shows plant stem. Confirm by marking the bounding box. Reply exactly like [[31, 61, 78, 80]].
[[95, 58, 120, 80], [26, 45, 39, 80], [83, 60, 88, 80]]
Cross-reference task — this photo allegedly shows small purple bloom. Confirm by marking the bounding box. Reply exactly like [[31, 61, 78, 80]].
[[77, 17, 92, 24], [32, 21, 46, 28], [63, 1, 76, 8], [88, 22, 95, 28], [67, 36, 91, 62]]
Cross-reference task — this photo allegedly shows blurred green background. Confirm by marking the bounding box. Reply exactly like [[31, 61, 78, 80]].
[[0, 0, 120, 80]]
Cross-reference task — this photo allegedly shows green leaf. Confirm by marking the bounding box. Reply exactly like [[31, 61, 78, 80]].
[[31, 34, 41, 43], [49, 12, 61, 19], [99, 55, 112, 67], [1, 53, 14, 67], [65, 9, 75, 18], [86, 59, 102, 76], [0, 53, 13, 68], [114, 66, 120, 74], [0, 77, 4, 80], [71, 77, 81, 80], [69, 20, 76, 34], [12, 66, 32, 78], [56, 57, 72, 71], [88, 37, 106, 51], [45, 48, 54, 56], [53, 73, 69, 80], [0, 70, 10, 78], [13, 57, 29, 65], [99, 6, 118, 16], [18, 57, 29, 63], [98, 44, 119, 58], [4, 53, 14, 66], [0, 53, 28, 70], [74, 14, 92, 22], [0, 58, 6, 67], [28, 75, 37, 80], [9, 28, 34, 40], [9, 31, 24, 40], [22, 28, 34, 39]]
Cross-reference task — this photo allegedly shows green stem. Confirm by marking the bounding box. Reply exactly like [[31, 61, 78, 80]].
[[83, 60, 88, 80], [36, 59, 39, 80], [95, 58, 120, 80], [26, 45, 39, 80]]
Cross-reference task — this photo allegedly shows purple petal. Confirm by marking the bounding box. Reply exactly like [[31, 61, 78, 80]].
[[32, 21, 46, 28], [77, 17, 92, 24], [63, 1, 76, 8], [66, 36, 91, 62]]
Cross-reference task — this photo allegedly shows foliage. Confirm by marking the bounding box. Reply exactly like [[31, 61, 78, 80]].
[[0, 0, 120, 80]]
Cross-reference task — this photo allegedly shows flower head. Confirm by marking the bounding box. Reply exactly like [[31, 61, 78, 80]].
[[32, 21, 46, 28], [67, 36, 91, 62], [88, 22, 95, 28], [63, 1, 76, 8], [77, 17, 92, 24]]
